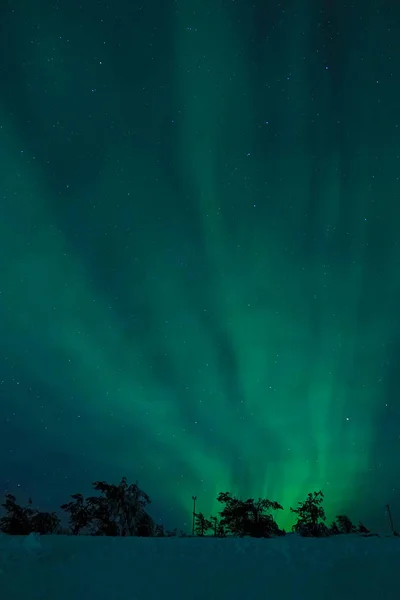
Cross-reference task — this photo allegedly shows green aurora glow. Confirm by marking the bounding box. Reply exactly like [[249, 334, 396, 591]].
[[1, 0, 400, 531]]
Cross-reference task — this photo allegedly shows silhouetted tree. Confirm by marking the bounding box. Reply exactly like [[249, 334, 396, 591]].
[[0, 494, 60, 535], [61, 477, 154, 537], [216, 522, 226, 537], [30, 510, 60, 535], [329, 521, 340, 535], [0, 494, 34, 535], [154, 523, 176, 537], [87, 477, 153, 536], [291, 491, 327, 537], [87, 493, 119, 536], [136, 512, 156, 537], [194, 512, 212, 536], [336, 515, 356, 534], [155, 523, 166, 537], [210, 516, 218, 536], [166, 528, 178, 537], [60, 493, 91, 535], [208, 516, 226, 537], [357, 522, 370, 534], [217, 492, 284, 537]]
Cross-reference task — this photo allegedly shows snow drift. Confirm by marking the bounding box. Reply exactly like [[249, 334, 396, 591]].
[[0, 532, 398, 599]]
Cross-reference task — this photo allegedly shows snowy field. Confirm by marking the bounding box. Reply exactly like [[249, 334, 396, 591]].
[[0, 532, 398, 600]]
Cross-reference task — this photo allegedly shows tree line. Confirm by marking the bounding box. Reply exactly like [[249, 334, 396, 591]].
[[0, 477, 379, 538]]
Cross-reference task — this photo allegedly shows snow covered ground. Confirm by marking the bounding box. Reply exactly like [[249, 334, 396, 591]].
[[0, 532, 398, 599]]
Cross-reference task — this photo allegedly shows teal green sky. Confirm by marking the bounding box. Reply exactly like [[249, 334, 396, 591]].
[[1, 0, 400, 532]]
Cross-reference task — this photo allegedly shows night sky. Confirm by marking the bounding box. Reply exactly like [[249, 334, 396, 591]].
[[1, 0, 400, 533]]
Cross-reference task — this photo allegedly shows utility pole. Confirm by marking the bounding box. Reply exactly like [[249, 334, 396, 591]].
[[386, 504, 398, 536], [192, 496, 197, 536]]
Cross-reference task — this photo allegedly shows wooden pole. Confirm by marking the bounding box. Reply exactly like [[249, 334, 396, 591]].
[[192, 496, 197, 536], [386, 504, 397, 535]]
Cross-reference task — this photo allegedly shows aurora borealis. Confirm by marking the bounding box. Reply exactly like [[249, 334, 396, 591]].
[[1, 0, 400, 533]]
